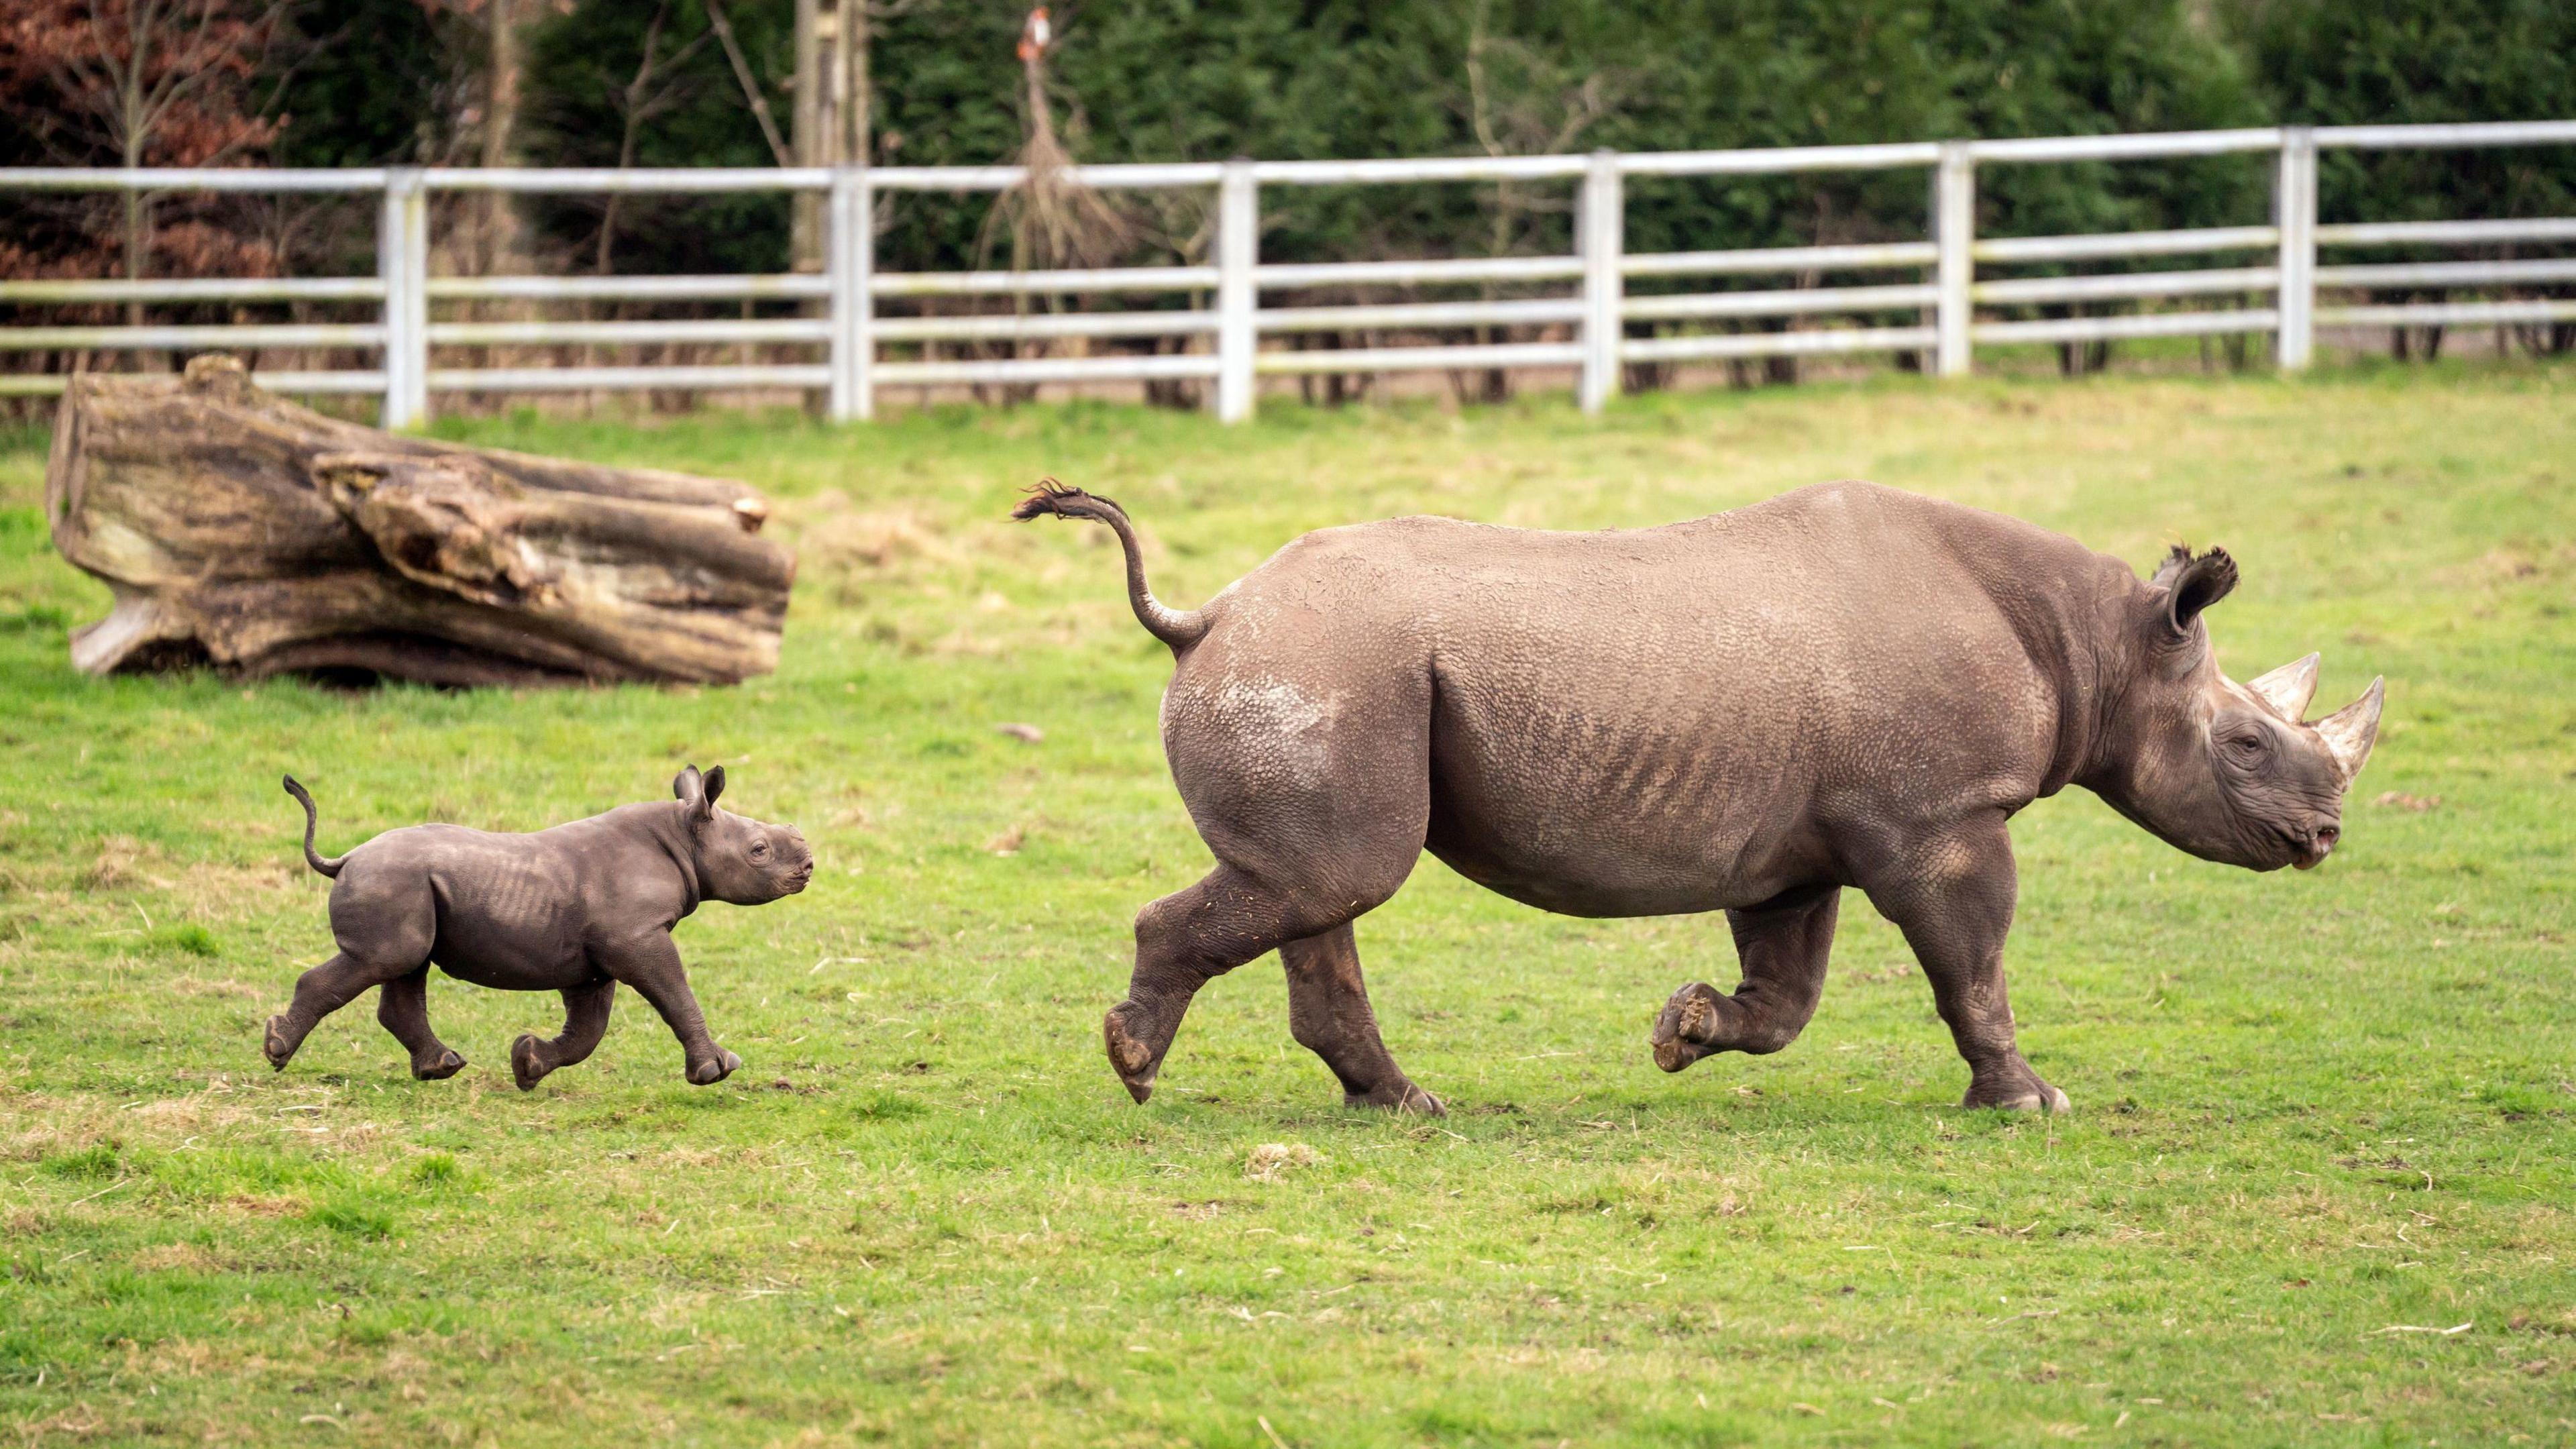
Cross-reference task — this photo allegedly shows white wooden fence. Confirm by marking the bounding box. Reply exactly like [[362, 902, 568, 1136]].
[[3, 119, 2573, 427]]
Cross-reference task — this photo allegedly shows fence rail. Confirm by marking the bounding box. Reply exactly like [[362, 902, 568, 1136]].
[[3, 119, 2573, 425]]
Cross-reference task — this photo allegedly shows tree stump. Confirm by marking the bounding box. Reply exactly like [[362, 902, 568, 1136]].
[[44, 357, 795, 686]]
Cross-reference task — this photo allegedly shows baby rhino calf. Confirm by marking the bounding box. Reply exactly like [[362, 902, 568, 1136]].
[[265, 766, 812, 1090]]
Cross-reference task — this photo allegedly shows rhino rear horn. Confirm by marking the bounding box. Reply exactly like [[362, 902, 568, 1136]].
[[2316, 678, 2385, 784], [2247, 652, 2321, 720]]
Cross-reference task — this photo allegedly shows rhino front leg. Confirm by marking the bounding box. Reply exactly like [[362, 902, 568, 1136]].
[[511, 977, 616, 1091], [376, 967, 468, 1080], [1282, 922, 1442, 1115], [600, 933, 739, 1086], [1864, 818, 2069, 1113], [1652, 885, 1839, 1072]]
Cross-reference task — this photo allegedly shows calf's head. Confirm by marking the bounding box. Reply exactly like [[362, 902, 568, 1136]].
[[673, 765, 814, 904], [2097, 546, 2382, 872]]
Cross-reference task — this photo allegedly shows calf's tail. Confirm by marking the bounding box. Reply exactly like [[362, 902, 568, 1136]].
[[281, 775, 346, 878], [1011, 478, 1209, 651]]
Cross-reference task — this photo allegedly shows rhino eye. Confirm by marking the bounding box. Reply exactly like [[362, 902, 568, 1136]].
[[2224, 730, 2269, 762], [750, 840, 770, 859]]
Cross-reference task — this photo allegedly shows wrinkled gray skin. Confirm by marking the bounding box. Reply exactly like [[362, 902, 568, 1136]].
[[1016, 478, 2383, 1116], [264, 766, 812, 1089]]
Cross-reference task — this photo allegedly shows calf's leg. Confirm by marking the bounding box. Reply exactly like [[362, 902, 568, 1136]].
[[266, 950, 429, 1070], [1861, 816, 2068, 1112], [376, 967, 467, 1079], [511, 977, 617, 1091], [598, 934, 739, 1085], [270, 869, 437, 1071], [1282, 922, 1440, 1115], [1652, 884, 1839, 1073]]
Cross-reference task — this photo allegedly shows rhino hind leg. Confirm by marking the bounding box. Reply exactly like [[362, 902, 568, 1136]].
[[269, 866, 438, 1073], [376, 967, 467, 1079], [266, 949, 430, 1071], [1106, 859, 1408, 1106], [1863, 818, 2070, 1114], [1282, 922, 1442, 1116], [1652, 885, 1839, 1073]]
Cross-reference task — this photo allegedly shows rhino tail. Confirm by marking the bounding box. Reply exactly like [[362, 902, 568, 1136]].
[[282, 775, 346, 878], [1012, 478, 1210, 651]]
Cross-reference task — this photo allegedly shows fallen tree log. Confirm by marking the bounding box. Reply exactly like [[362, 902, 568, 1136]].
[[44, 356, 794, 686]]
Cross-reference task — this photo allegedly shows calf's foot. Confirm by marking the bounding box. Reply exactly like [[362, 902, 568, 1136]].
[[1102, 1000, 1167, 1104], [263, 1015, 298, 1071], [1962, 1058, 2071, 1114], [1347, 1079, 1444, 1116], [1650, 981, 1724, 1072], [411, 1046, 467, 1082], [510, 1034, 551, 1092], [686, 1048, 742, 1086]]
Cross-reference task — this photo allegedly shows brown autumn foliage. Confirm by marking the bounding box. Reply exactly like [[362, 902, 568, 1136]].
[[0, 0, 289, 282]]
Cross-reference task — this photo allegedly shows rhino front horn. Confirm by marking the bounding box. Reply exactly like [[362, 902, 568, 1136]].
[[2316, 676, 2385, 784], [2246, 652, 2320, 720]]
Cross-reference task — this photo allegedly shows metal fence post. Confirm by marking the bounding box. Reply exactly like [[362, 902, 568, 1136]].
[[1215, 158, 1258, 425], [826, 165, 873, 421], [1933, 141, 1975, 378], [2275, 126, 2317, 371], [1578, 149, 1623, 414], [378, 166, 428, 427]]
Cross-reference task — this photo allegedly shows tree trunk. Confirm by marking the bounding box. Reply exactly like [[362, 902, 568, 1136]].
[[46, 356, 793, 687], [482, 0, 530, 274]]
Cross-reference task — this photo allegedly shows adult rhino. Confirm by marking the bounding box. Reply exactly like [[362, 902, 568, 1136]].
[[1016, 478, 2382, 1116]]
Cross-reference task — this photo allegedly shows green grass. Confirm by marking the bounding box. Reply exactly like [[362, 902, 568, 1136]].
[[1, 364, 2572, 1447]]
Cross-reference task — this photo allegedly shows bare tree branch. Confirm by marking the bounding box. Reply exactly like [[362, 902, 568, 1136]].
[[703, 0, 790, 168]]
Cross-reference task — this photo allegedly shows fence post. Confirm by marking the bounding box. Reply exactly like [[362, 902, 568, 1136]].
[[2274, 126, 2317, 372], [1933, 141, 1975, 378], [1215, 158, 1258, 425], [1578, 149, 1623, 414], [827, 165, 873, 421], [378, 166, 428, 428]]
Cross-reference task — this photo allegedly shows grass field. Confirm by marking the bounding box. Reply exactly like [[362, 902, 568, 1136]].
[[0, 364, 2571, 1447]]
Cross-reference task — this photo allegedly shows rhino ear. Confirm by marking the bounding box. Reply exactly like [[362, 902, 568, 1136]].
[[702, 765, 726, 809], [2316, 677, 2385, 784], [2246, 652, 2321, 720], [2152, 545, 2237, 640], [674, 764, 706, 811]]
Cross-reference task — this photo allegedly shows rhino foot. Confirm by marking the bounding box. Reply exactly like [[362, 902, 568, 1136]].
[[1347, 1080, 1445, 1116], [263, 1015, 296, 1071], [511, 1034, 549, 1091], [411, 1046, 468, 1082], [1650, 982, 1723, 1073], [1102, 1003, 1163, 1104], [1962, 1073, 2072, 1114], [687, 1049, 743, 1087]]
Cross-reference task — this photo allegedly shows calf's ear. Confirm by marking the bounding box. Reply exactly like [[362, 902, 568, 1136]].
[[2150, 544, 2237, 641], [674, 764, 706, 810], [703, 765, 727, 808]]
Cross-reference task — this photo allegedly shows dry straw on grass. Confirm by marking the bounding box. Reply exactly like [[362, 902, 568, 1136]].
[[1244, 1143, 1322, 1182]]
